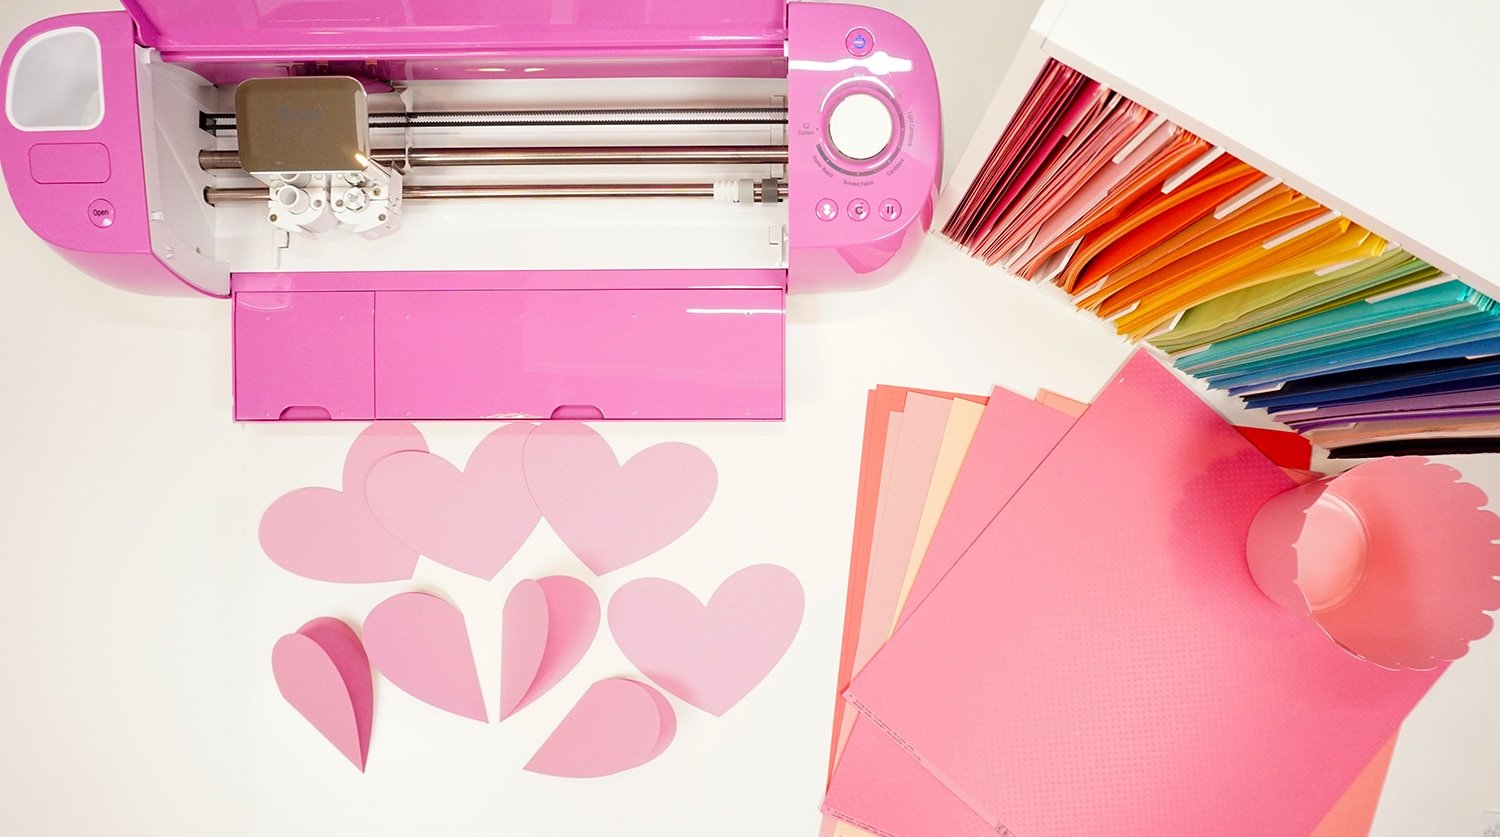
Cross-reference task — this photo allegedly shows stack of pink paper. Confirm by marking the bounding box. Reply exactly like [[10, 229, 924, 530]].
[[819, 353, 1433, 837]]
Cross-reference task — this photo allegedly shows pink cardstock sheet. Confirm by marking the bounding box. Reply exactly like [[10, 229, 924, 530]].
[[830, 394, 951, 764], [855, 393, 953, 676], [824, 387, 1076, 837], [896, 387, 1078, 627], [842, 354, 1443, 835], [823, 382, 1391, 837], [524, 678, 677, 778]]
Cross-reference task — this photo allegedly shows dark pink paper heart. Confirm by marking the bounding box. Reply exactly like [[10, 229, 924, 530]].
[[271, 617, 373, 771], [608, 564, 804, 716], [365, 423, 542, 580], [522, 423, 716, 575], [259, 423, 426, 583]]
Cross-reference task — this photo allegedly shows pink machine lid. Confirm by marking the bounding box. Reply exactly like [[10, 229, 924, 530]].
[[118, 0, 788, 61]]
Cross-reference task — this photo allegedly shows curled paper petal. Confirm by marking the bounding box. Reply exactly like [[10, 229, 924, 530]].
[[363, 592, 487, 721], [1248, 456, 1500, 669], [524, 679, 676, 778], [271, 617, 374, 771], [500, 576, 599, 719]]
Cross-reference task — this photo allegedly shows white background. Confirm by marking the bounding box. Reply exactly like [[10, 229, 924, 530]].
[[0, 1, 1497, 835]]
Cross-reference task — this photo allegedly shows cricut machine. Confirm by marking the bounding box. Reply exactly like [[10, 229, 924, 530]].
[[0, 0, 940, 420]]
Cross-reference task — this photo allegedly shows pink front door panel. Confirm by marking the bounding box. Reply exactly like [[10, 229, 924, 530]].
[[374, 289, 784, 420], [235, 291, 376, 420]]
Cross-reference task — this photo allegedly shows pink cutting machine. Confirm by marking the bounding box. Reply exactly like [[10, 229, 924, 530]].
[[0, 0, 940, 420]]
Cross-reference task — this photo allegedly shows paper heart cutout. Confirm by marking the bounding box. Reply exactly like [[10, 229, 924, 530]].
[[523, 423, 716, 575], [608, 564, 803, 716], [501, 576, 600, 720], [524, 678, 676, 778], [363, 592, 487, 721], [365, 423, 542, 579], [271, 617, 374, 770], [259, 423, 427, 583]]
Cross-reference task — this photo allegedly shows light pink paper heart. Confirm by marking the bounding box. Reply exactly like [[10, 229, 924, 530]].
[[522, 423, 716, 575], [365, 423, 542, 580], [271, 617, 374, 771], [363, 592, 487, 721], [524, 678, 676, 778], [259, 423, 427, 583], [500, 576, 599, 720], [609, 564, 803, 716]]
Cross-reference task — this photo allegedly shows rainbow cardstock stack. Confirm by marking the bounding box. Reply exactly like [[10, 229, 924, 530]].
[[944, 59, 1499, 457]]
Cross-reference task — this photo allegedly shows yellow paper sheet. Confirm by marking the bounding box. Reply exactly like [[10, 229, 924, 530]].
[[1151, 250, 1423, 352], [1117, 221, 1388, 338]]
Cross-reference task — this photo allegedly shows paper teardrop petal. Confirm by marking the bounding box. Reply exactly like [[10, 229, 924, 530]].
[[365, 592, 488, 721], [500, 580, 551, 720], [524, 679, 675, 778], [271, 617, 373, 770]]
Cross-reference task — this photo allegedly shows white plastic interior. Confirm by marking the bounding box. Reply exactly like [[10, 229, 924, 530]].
[[6, 27, 104, 132], [137, 61, 792, 284]]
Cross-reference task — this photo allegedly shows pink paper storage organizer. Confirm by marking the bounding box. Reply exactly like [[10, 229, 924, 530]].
[[0, 0, 943, 420]]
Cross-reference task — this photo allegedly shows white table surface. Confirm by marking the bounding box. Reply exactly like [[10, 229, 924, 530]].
[[0, 1, 1496, 835]]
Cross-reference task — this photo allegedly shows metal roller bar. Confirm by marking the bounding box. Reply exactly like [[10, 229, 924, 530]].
[[199, 106, 789, 135], [203, 181, 790, 205], [199, 145, 789, 171]]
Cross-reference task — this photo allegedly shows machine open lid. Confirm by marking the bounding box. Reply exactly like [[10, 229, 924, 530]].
[[118, 0, 789, 63]]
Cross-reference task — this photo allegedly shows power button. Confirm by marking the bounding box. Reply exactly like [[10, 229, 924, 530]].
[[88, 198, 115, 228], [846, 28, 874, 57]]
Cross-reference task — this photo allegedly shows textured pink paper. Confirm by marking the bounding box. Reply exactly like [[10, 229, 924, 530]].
[[845, 354, 1442, 835], [523, 423, 716, 575], [830, 395, 953, 773], [897, 387, 1077, 626], [855, 393, 952, 675], [500, 576, 600, 719], [524, 678, 676, 778], [271, 617, 374, 771], [608, 564, 804, 716], [825, 721, 994, 837], [365, 422, 540, 580], [259, 423, 427, 582], [363, 592, 488, 722], [824, 388, 1075, 837], [824, 389, 1362, 837]]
